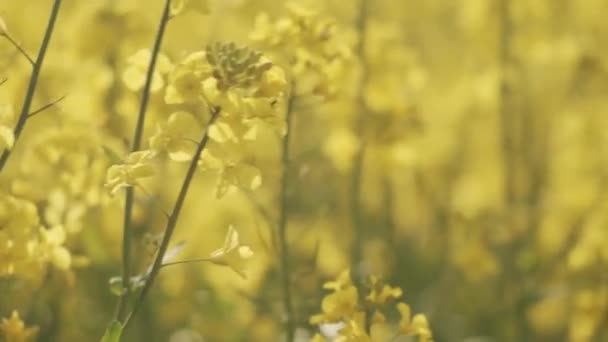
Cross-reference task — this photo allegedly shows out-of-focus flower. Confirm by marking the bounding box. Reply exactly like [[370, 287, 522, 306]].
[[209, 225, 253, 278], [122, 49, 172, 92], [0, 311, 38, 342], [0, 104, 15, 151], [149, 111, 201, 161], [104, 150, 156, 195], [40, 225, 71, 270], [310, 285, 359, 324], [397, 303, 433, 342], [366, 275, 403, 305]]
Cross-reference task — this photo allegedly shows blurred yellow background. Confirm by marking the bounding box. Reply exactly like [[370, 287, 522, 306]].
[[1, 0, 608, 341]]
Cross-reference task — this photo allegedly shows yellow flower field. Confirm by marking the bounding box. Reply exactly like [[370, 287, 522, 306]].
[[1, 0, 608, 341]]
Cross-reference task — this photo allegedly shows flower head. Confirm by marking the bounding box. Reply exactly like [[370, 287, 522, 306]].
[[366, 275, 403, 305], [397, 303, 433, 342], [209, 225, 253, 278], [122, 49, 172, 92], [0, 311, 39, 342], [104, 150, 156, 195], [149, 111, 201, 161]]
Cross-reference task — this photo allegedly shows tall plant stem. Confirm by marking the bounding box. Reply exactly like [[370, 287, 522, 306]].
[[350, 0, 369, 285], [0, 0, 63, 173], [114, 0, 173, 322], [278, 91, 296, 341], [499, 0, 515, 207], [124, 108, 220, 328]]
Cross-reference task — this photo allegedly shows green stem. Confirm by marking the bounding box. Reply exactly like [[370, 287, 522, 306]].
[[499, 0, 515, 207], [3, 33, 35, 65], [350, 0, 369, 286], [123, 108, 221, 328], [278, 90, 296, 341], [114, 0, 173, 322], [0, 0, 63, 173]]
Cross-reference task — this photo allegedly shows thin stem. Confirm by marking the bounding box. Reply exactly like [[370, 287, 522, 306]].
[[350, 0, 369, 286], [124, 108, 221, 328], [114, 0, 173, 322], [0, 0, 63, 173], [160, 257, 212, 268], [0, 78, 7, 86], [2, 33, 35, 66], [499, 0, 515, 207], [27, 94, 67, 118], [278, 90, 297, 341]]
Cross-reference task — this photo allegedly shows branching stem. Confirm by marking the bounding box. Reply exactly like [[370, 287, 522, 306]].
[[114, 0, 173, 322], [0, 0, 63, 173], [124, 108, 221, 328]]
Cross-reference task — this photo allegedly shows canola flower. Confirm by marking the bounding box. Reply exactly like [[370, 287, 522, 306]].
[[0, 311, 38, 342], [1, 0, 608, 341], [310, 270, 433, 342]]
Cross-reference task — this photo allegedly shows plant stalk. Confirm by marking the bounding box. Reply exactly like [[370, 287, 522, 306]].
[[124, 108, 221, 328], [278, 90, 297, 341], [0, 0, 63, 173], [114, 0, 173, 322]]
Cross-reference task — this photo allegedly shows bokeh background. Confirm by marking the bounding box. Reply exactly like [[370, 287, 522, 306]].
[[1, 0, 608, 341]]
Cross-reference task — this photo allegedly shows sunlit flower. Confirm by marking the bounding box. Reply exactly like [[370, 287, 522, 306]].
[[208, 225, 253, 278]]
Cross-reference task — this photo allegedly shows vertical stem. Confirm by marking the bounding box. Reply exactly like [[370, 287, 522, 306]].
[[124, 108, 221, 328], [0, 0, 63, 173], [350, 0, 369, 285], [114, 0, 173, 322], [278, 91, 296, 341], [498, 0, 515, 207]]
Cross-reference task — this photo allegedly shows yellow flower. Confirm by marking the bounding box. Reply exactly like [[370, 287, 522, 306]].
[[105, 150, 156, 195], [324, 269, 353, 291], [0, 311, 38, 342], [0, 104, 15, 151], [149, 111, 201, 161], [397, 303, 433, 342], [200, 137, 262, 198], [40, 225, 71, 270], [366, 276, 403, 305], [322, 128, 360, 173], [335, 316, 372, 342], [165, 51, 212, 104], [122, 49, 172, 92], [208, 225, 253, 278], [310, 285, 359, 324]]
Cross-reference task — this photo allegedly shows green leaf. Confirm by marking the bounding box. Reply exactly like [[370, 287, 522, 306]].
[[101, 320, 123, 342]]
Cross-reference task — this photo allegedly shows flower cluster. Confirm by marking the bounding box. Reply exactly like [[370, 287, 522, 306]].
[[107, 42, 287, 198], [250, 2, 352, 99], [0, 192, 71, 279], [310, 270, 432, 342]]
